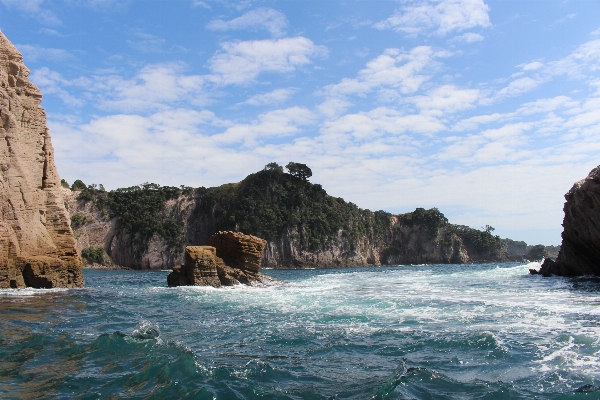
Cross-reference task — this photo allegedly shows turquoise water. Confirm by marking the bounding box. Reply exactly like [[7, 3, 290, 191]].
[[1, 263, 600, 399]]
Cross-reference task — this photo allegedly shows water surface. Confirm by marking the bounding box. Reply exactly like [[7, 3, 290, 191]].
[[1, 263, 599, 399]]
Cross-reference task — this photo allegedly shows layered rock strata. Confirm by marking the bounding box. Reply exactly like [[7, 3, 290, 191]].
[[535, 166, 600, 276], [167, 231, 275, 287], [0, 32, 83, 288]]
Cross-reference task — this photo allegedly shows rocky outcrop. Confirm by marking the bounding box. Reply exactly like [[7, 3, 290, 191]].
[[208, 231, 266, 272], [535, 166, 600, 276], [0, 32, 83, 288], [167, 231, 275, 287]]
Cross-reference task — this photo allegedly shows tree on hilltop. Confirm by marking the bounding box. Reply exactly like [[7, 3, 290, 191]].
[[264, 162, 283, 173], [286, 162, 312, 181]]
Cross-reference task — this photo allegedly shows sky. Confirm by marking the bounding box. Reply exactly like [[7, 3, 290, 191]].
[[1, 0, 599, 246]]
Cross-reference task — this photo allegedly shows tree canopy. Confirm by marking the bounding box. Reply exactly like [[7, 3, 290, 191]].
[[286, 162, 312, 181]]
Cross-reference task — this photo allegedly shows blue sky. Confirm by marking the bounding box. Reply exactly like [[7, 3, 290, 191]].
[[1, 0, 599, 245]]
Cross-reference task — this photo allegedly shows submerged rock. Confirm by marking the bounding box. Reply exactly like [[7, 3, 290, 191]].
[[167, 231, 276, 287], [0, 32, 83, 288], [535, 166, 600, 277]]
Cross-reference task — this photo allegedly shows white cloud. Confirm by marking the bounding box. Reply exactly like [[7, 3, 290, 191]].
[[322, 46, 443, 103], [496, 77, 543, 99], [521, 61, 544, 71], [517, 96, 578, 115], [126, 35, 166, 53], [16, 44, 74, 62], [29, 67, 85, 107], [240, 88, 297, 106], [410, 84, 480, 115], [374, 0, 490, 37], [207, 37, 327, 85], [453, 32, 484, 43], [451, 113, 511, 132], [213, 107, 315, 146], [321, 107, 446, 141], [191, 0, 210, 9], [0, 0, 60, 24], [30, 63, 208, 113], [492, 37, 600, 101], [97, 63, 207, 112], [206, 7, 288, 37]]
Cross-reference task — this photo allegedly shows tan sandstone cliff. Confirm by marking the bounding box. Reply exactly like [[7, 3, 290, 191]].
[[0, 32, 83, 288]]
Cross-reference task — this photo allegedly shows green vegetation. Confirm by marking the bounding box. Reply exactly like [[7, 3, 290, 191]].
[[71, 179, 87, 191], [70, 214, 87, 230], [81, 246, 104, 264], [285, 162, 312, 181], [109, 183, 185, 255], [196, 162, 391, 250], [69, 162, 504, 259], [449, 224, 502, 255], [61, 179, 70, 188], [397, 208, 502, 255], [398, 207, 448, 237], [72, 180, 186, 256], [525, 244, 548, 260]]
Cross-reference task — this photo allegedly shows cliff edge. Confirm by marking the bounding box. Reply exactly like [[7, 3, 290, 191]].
[[0, 32, 83, 288], [536, 166, 600, 276]]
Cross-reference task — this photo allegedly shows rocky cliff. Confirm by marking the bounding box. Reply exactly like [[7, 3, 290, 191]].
[[65, 167, 507, 270], [0, 32, 83, 288], [536, 166, 600, 276]]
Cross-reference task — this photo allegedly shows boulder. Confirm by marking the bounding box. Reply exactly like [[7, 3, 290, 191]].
[[0, 32, 83, 288], [536, 166, 600, 276], [167, 232, 276, 287]]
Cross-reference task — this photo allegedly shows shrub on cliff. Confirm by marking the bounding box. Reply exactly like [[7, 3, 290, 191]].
[[109, 183, 184, 255], [82, 246, 104, 265], [450, 224, 502, 255], [70, 214, 87, 229], [71, 179, 87, 191], [398, 207, 449, 237], [526, 244, 548, 261]]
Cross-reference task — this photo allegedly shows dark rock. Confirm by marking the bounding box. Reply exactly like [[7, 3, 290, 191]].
[[535, 166, 600, 277]]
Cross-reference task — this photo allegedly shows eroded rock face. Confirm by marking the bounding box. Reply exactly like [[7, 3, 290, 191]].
[[167, 232, 275, 287], [207, 231, 266, 273], [0, 32, 83, 289], [537, 166, 600, 276]]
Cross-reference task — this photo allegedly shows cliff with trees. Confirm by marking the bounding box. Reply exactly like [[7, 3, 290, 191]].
[[64, 163, 514, 269]]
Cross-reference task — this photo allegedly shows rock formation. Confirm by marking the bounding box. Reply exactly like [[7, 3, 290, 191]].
[[0, 32, 83, 288], [167, 231, 275, 287], [535, 166, 600, 276]]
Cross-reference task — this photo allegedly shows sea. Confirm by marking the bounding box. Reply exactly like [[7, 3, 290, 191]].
[[1, 262, 600, 399]]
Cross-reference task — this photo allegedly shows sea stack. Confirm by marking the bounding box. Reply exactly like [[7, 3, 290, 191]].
[[167, 231, 275, 287], [536, 165, 600, 276], [0, 32, 84, 288]]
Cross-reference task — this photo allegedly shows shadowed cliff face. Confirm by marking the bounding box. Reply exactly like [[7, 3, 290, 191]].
[[65, 169, 507, 270], [0, 32, 83, 288], [538, 166, 600, 276]]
